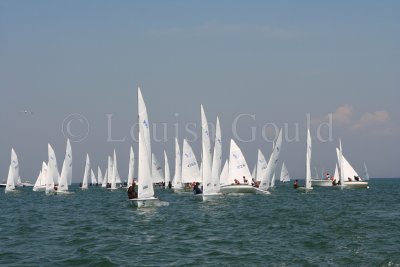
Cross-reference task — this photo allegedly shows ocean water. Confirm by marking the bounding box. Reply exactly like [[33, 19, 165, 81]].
[[1, 179, 399, 266]]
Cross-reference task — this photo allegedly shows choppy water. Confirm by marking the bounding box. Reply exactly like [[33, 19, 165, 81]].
[[1, 179, 400, 266]]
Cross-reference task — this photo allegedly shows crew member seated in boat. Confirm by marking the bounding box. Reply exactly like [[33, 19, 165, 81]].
[[332, 179, 337, 186], [293, 179, 299, 189], [243, 176, 248, 184], [251, 178, 256, 186], [79, 182, 82, 188], [354, 176, 360, 181], [127, 181, 138, 199], [347, 177, 352, 182], [193, 182, 202, 195], [234, 179, 240, 185], [325, 173, 331, 180], [168, 181, 172, 189]]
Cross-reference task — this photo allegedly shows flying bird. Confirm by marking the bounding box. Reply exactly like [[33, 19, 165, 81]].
[[19, 110, 34, 115]]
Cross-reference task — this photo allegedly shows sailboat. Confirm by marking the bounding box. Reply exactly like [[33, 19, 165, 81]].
[[220, 139, 255, 194], [10, 148, 22, 187], [5, 165, 16, 193], [298, 128, 313, 191], [279, 162, 291, 183], [181, 139, 200, 188], [362, 161, 370, 181], [98, 167, 103, 185], [57, 140, 73, 194], [127, 146, 135, 187], [46, 144, 59, 195], [164, 150, 171, 188], [335, 140, 369, 189], [202, 116, 223, 200], [129, 87, 159, 207], [91, 169, 97, 186], [256, 149, 267, 183], [112, 149, 121, 186], [152, 153, 164, 184], [172, 138, 183, 191], [33, 162, 47, 191], [311, 164, 332, 186], [256, 129, 283, 194], [102, 168, 108, 188], [81, 154, 90, 189]]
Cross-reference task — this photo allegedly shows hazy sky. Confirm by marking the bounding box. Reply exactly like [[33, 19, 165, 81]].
[[1, 0, 399, 182]]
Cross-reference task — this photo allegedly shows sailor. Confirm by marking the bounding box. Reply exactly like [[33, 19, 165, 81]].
[[127, 181, 138, 199], [293, 179, 299, 189], [325, 173, 331, 180], [193, 182, 202, 195]]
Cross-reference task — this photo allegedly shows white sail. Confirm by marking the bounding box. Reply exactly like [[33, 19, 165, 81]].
[[314, 167, 320, 180], [270, 173, 276, 188], [200, 105, 213, 193], [59, 140, 72, 192], [98, 166, 103, 185], [152, 153, 164, 183], [41, 162, 47, 186], [138, 87, 152, 177], [181, 139, 200, 184], [305, 128, 313, 189], [58, 159, 69, 192], [137, 87, 154, 198], [209, 117, 222, 194], [107, 156, 113, 186], [164, 150, 170, 185], [111, 150, 118, 189], [11, 148, 21, 186], [65, 139, 73, 185], [46, 144, 58, 193], [127, 146, 135, 186], [113, 149, 121, 184], [173, 138, 182, 189], [82, 154, 90, 189], [228, 139, 252, 185], [102, 168, 108, 188], [251, 164, 257, 180], [220, 160, 229, 185], [333, 163, 338, 183], [33, 171, 42, 188], [363, 161, 369, 180], [337, 139, 345, 186], [5, 165, 15, 192], [256, 149, 268, 182], [339, 151, 361, 182], [259, 129, 283, 191], [91, 169, 98, 185], [280, 162, 290, 182], [138, 131, 154, 198]]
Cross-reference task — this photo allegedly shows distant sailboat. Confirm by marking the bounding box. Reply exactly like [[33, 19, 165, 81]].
[[91, 169, 97, 186], [256, 129, 283, 194], [46, 144, 58, 195], [298, 128, 313, 191], [110, 150, 118, 190], [11, 148, 21, 187], [181, 139, 200, 185], [130, 88, 159, 207], [172, 138, 183, 191], [58, 140, 73, 194], [220, 139, 255, 194], [81, 154, 90, 190], [256, 149, 268, 183], [203, 116, 223, 200], [127, 146, 135, 187], [33, 162, 47, 191], [335, 140, 368, 189], [362, 161, 370, 181], [164, 150, 170, 188], [152, 153, 164, 184], [98, 167, 103, 185], [102, 168, 108, 188], [5, 165, 16, 193], [279, 162, 290, 183]]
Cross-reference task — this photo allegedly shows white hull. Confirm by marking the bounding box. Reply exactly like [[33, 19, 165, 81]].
[[21, 182, 34, 187], [202, 192, 223, 201], [344, 181, 369, 189], [254, 188, 271, 195], [130, 197, 159, 208], [5, 189, 17, 193], [220, 184, 256, 194], [45, 190, 57, 195], [33, 186, 46, 192], [311, 179, 332, 187]]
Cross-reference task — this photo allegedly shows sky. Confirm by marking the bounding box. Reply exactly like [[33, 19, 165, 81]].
[[1, 0, 399, 182]]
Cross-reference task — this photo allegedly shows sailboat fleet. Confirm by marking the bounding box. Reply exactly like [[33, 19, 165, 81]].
[[2, 87, 370, 203]]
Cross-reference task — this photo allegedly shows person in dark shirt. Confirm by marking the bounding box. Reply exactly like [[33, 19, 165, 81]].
[[127, 181, 138, 199], [293, 179, 299, 189], [193, 182, 202, 195]]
